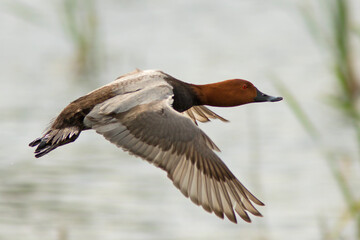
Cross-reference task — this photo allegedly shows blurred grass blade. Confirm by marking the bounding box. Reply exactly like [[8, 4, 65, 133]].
[[61, 0, 102, 82], [4, 0, 43, 25], [272, 77, 319, 139], [298, 0, 360, 238]]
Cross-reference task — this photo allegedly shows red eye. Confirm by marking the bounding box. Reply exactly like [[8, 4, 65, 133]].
[[242, 84, 247, 89]]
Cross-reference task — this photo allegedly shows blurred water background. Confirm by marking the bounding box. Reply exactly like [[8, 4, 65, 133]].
[[1, 0, 360, 239]]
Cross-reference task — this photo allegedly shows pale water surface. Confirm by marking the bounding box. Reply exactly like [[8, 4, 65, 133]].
[[0, 0, 359, 240]]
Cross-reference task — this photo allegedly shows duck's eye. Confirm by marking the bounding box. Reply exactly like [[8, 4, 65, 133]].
[[242, 84, 247, 89]]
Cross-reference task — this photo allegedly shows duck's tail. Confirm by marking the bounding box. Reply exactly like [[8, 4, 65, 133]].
[[29, 126, 81, 158]]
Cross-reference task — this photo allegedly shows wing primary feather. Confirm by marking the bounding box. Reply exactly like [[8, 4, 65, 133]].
[[172, 158, 186, 188], [197, 106, 229, 122], [186, 162, 195, 198], [179, 158, 191, 197], [232, 181, 263, 216], [189, 164, 199, 205], [218, 181, 237, 223], [210, 178, 224, 219], [196, 166, 203, 206], [238, 182, 265, 206], [204, 173, 214, 213], [200, 172, 212, 213], [152, 149, 167, 167], [191, 106, 210, 122], [185, 109, 197, 125], [162, 146, 181, 171], [234, 202, 251, 223]]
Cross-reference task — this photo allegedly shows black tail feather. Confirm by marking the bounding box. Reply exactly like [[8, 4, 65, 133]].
[[29, 138, 42, 147], [29, 128, 80, 158], [34, 142, 59, 158]]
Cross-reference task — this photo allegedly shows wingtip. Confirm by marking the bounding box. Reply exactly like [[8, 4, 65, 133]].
[[242, 215, 252, 223], [253, 198, 265, 206], [226, 214, 238, 224], [214, 211, 225, 219], [250, 208, 264, 217]]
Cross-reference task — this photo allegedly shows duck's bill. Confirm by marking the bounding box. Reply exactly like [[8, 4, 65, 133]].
[[254, 88, 283, 102]]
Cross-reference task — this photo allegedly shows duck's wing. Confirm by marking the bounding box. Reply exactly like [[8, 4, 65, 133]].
[[84, 97, 264, 223], [183, 106, 229, 125]]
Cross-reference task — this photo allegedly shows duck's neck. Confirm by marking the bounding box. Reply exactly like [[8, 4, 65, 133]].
[[190, 80, 254, 107]]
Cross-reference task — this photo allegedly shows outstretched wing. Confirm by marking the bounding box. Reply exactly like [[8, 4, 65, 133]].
[[84, 96, 263, 223], [183, 106, 229, 125]]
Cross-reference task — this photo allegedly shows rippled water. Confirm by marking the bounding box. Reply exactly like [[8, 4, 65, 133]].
[[1, 0, 359, 239]]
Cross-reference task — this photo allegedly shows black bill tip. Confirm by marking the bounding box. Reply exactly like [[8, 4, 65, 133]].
[[254, 88, 283, 103], [269, 96, 283, 102]]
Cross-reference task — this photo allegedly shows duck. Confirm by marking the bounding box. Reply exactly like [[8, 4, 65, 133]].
[[29, 69, 282, 223]]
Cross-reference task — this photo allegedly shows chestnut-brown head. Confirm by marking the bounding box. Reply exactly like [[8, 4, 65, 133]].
[[193, 79, 282, 107]]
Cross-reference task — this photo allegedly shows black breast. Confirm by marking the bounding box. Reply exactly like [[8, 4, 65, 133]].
[[164, 76, 200, 112]]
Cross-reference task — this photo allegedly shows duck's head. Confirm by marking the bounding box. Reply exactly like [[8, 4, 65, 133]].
[[194, 79, 283, 107]]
